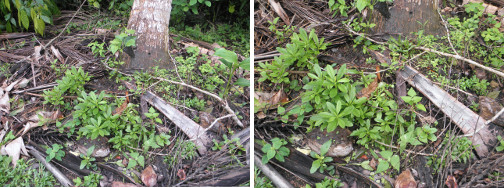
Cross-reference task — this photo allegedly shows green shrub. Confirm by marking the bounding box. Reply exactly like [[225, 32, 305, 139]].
[[0, 0, 60, 35]]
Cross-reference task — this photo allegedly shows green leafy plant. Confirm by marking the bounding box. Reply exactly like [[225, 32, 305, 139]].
[[306, 177, 344, 188], [309, 140, 334, 175], [261, 138, 290, 164], [328, 0, 349, 17], [79, 146, 96, 170], [258, 28, 328, 85], [496, 136, 504, 152], [109, 28, 136, 54], [376, 150, 400, 174], [401, 88, 426, 112], [127, 152, 145, 169], [254, 167, 274, 188], [73, 173, 103, 187], [45, 144, 65, 162], [43, 67, 91, 105], [0, 0, 60, 35], [0, 155, 59, 186], [214, 48, 250, 98]]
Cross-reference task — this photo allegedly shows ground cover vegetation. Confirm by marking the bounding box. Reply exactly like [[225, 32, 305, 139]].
[[255, 0, 504, 187], [0, 0, 249, 186]]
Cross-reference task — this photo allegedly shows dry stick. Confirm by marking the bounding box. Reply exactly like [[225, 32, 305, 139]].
[[414, 46, 504, 78], [205, 114, 234, 132], [101, 61, 244, 127], [486, 108, 504, 125], [26, 146, 73, 187], [437, 8, 459, 56]]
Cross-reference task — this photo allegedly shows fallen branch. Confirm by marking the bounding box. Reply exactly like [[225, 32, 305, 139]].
[[254, 154, 294, 188], [371, 50, 497, 157], [27, 145, 73, 187], [123, 81, 210, 155]]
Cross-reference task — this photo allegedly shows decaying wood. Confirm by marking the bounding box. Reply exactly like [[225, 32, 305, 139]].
[[268, 0, 290, 25], [123, 0, 173, 70], [27, 146, 73, 187], [123, 82, 210, 155], [254, 154, 294, 188], [371, 50, 497, 157]]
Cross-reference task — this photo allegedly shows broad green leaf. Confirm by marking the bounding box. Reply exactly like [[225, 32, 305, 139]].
[[239, 58, 250, 70], [189, 0, 197, 5], [19, 10, 29, 30], [390, 155, 400, 171], [205, 1, 211, 7], [320, 140, 332, 156], [214, 48, 238, 65], [234, 78, 250, 86], [310, 160, 321, 174], [277, 106, 285, 114], [376, 159, 389, 173], [380, 150, 393, 160], [266, 149, 276, 160]]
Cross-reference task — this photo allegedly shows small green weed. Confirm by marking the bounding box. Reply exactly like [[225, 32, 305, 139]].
[[261, 137, 290, 164], [310, 140, 334, 175], [45, 144, 65, 162], [73, 173, 103, 187]]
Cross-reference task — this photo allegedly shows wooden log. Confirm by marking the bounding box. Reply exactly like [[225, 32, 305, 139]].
[[123, 82, 210, 155], [371, 51, 497, 157]]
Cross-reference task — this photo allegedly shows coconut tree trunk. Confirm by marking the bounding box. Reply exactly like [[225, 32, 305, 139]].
[[123, 0, 173, 71]]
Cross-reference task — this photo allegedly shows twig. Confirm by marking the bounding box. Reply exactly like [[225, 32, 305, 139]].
[[127, 146, 169, 156], [414, 46, 504, 78], [486, 108, 504, 125], [27, 146, 73, 187], [205, 114, 234, 132], [437, 8, 459, 56]]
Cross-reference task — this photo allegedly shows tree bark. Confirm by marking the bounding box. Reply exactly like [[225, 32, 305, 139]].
[[124, 0, 173, 71], [369, 0, 445, 37]]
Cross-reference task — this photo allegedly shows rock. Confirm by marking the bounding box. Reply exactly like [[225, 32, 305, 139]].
[[141, 165, 157, 187], [306, 127, 353, 157], [394, 169, 417, 188], [76, 136, 110, 158]]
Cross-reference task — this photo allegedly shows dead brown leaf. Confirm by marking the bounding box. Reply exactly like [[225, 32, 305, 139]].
[[394, 169, 417, 188], [177, 168, 186, 181], [141, 165, 157, 187], [255, 89, 288, 111], [445, 175, 458, 188], [357, 66, 381, 99], [113, 92, 130, 115]]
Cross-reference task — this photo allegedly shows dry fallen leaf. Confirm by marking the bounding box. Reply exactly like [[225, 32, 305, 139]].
[[177, 168, 186, 181], [113, 92, 130, 115], [141, 165, 157, 187], [0, 137, 28, 167], [394, 169, 417, 188], [445, 175, 458, 188], [357, 66, 381, 99], [255, 89, 288, 111], [23, 111, 62, 135]]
